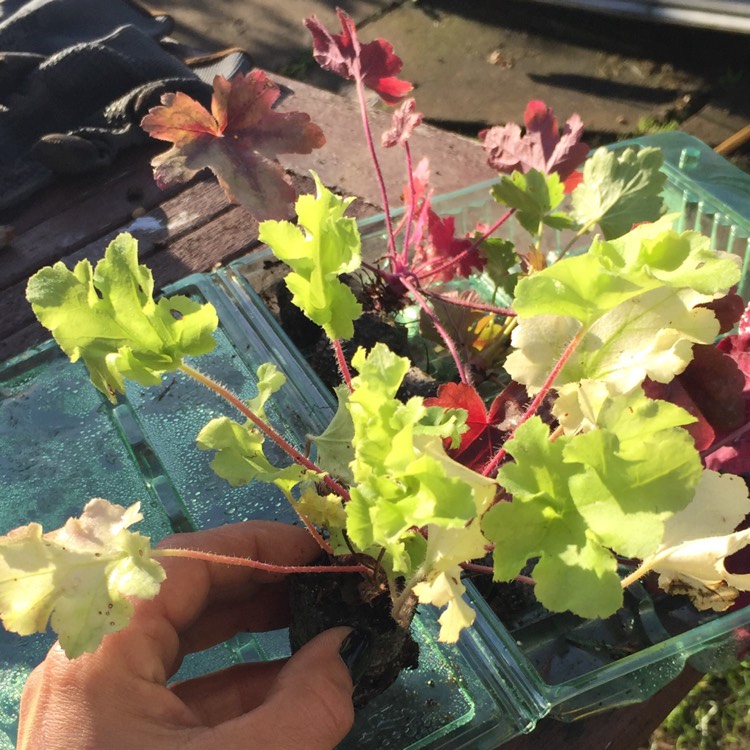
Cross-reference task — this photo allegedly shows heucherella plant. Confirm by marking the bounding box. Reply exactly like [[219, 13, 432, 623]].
[[3, 8, 750, 665]]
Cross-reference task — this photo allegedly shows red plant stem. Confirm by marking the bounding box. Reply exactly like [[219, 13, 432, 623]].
[[410, 207, 516, 281], [460, 561, 494, 575], [333, 339, 353, 391], [179, 362, 351, 503], [293, 508, 335, 555], [460, 562, 535, 587], [422, 288, 515, 317], [353, 76, 399, 262], [482, 326, 586, 477], [400, 275, 470, 384], [469, 207, 516, 251], [154, 547, 371, 576]]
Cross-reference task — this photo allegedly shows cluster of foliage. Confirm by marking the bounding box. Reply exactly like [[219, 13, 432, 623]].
[[2, 8, 750, 658]]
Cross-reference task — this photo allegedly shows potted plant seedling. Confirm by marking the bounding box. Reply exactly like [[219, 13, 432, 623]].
[[2, 7, 750, 721]]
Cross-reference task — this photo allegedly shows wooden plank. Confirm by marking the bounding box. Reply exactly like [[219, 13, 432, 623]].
[[0, 321, 48, 365], [1, 157, 193, 289], [147, 204, 261, 287], [0, 144, 160, 233], [0, 179, 233, 351]]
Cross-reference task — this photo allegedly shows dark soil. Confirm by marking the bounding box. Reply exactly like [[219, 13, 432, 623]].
[[288, 554, 420, 708], [275, 276, 440, 399]]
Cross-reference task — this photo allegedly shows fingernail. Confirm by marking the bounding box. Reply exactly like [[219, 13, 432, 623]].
[[339, 629, 371, 686]]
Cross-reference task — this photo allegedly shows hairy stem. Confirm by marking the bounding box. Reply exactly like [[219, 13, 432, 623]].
[[483, 326, 586, 477], [460, 562, 536, 587], [179, 362, 351, 503], [558, 218, 597, 260], [422, 288, 515, 317], [620, 560, 657, 589], [333, 339, 353, 391], [354, 76, 398, 262], [155, 547, 370, 576], [400, 276, 470, 384]]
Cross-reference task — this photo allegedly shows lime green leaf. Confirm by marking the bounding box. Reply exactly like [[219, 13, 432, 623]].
[[295, 484, 347, 532], [412, 444, 496, 641], [248, 363, 286, 419], [307, 385, 355, 484], [532, 534, 622, 618], [564, 391, 702, 558], [571, 146, 667, 238], [345, 344, 490, 577], [591, 221, 742, 295], [196, 416, 307, 491], [507, 224, 739, 427], [644, 471, 750, 611], [512, 219, 741, 325], [26, 233, 218, 402], [491, 169, 573, 237], [258, 172, 362, 340], [483, 488, 623, 618], [510, 285, 721, 415], [497, 416, 579, 508], [0, 500, 164, 658], [483, 416, 640, 618], [351, 342, 411, 402], [511, 252, 640, 323], [485, 417, 580, 584]]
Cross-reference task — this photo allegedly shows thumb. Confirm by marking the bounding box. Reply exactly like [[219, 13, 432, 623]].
[[213, 627, 361, 750]]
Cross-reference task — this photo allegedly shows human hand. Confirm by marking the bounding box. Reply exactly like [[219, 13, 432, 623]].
[[18, 521, 362, 750]]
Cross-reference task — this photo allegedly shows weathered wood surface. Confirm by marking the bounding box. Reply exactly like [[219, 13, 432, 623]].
[[0, 71, 701, 749]]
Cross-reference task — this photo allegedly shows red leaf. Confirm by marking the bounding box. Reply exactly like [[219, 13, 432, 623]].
[[718, 332, 750, 387], [382, 98, 423, 148], [700, 292, 745, 335], [426, 382, 525, 471], [643, 377, 716, 451], [645, 339, 750, 472], [412, 209, 485, 283], [562, 169, 584, 194], [305, 9, 412, 105], [141, 71, 326, 220], [480, 100, 589, 180]]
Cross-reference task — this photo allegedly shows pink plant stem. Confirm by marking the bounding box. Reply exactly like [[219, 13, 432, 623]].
[[460, 561, 495, 575], [423, 288, 515, 317], [353, 76, 399, 262], [400, 275, 470, 384], [460, 561, 535, 587], [482, 327, 586, 477], [179, 362, 350, 503], [293, 508, 335, 554], [155, 547, 371, 576], [333, 339, 353, 391], [469, 208, 516, 250]]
